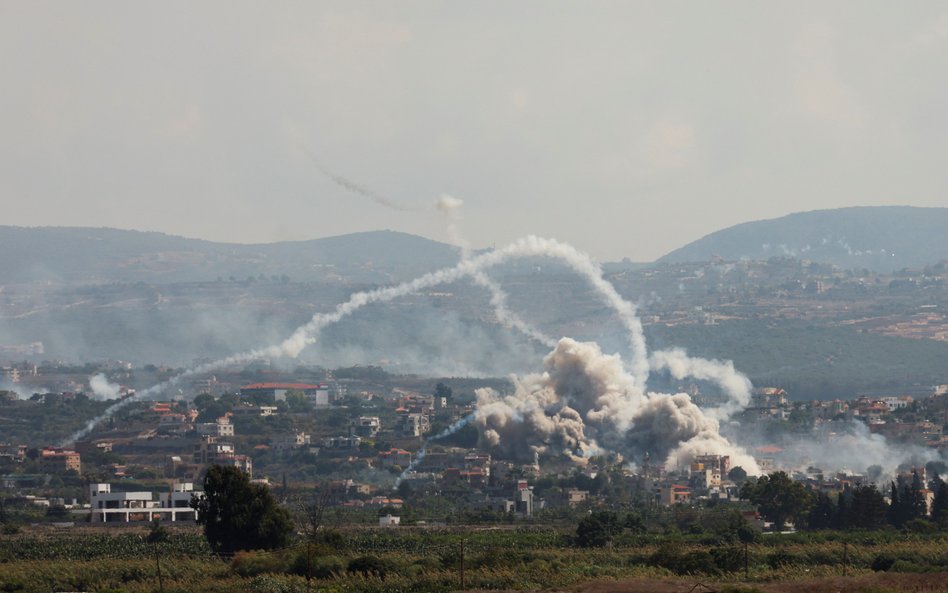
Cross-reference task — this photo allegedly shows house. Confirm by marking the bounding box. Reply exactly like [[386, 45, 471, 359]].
[[322, 436, 362, 450], [564, 489, 589, 508], [350, 417, 381, 438], [196, 417, 235, 438], [240, 383, 327, 404], [231, 404, 278, 417], [89, 482, 203, 523], [272, 432, 311, 452], [40, 447, 81, 474], [379, 514, 400, 527], [399, 413, 430, 437], [193, 436, 253, 476], [378, 448, 412, 469]]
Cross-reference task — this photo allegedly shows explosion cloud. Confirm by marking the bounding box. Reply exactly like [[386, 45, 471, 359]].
[[88, 373, 122, 400], [474, 338, 760, 474], [67, 232, 756, 480]]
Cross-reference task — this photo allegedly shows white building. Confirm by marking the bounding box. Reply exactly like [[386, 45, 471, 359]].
[[379, 514, 400, 527], [89, 483, 203, 523]]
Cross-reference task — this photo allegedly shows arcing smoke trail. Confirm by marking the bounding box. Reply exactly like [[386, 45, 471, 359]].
[[394, 413, 476, 489], [65, 235, 649, 444], [299, 144, 415, 212], [436, 195, 556, 348]]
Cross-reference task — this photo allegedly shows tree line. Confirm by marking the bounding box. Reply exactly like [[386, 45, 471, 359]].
[[742, 470, 948, 532]]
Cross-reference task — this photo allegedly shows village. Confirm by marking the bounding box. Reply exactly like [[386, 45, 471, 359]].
[[3, 364, 948, 529]]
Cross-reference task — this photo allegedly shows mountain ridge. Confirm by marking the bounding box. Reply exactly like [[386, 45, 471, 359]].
[[658, 206, 948, 273]]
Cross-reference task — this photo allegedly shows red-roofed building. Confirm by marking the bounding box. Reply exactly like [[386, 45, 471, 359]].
[[378, 448, 412, 469]]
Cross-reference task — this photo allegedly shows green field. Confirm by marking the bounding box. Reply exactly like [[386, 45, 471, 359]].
[[5, 526, 948, 593]]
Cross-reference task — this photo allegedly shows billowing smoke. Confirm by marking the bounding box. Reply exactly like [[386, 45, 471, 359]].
[[66, 235, 748, 458], [649, 348, 752, 420], [751, 420, 939, 480], [0, 380, 39, 400], [474, 338, 760, 473], [88, 373, 122, 400]]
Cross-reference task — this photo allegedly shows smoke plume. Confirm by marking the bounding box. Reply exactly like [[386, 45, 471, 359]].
[[66, 235, 748, 455], [436, 195, 556, 348], [299, 144, 415, 212], [649, 348, 752, 420], [474, 338, 759, 473], [88, 373, 122, 400]]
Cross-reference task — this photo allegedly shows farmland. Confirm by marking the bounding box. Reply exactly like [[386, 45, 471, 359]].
[[5, 525, 948, 593]]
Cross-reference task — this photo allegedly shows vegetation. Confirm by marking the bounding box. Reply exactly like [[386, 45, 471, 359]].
[[192, 465, 294, 554], [9, 526, 948, 593]]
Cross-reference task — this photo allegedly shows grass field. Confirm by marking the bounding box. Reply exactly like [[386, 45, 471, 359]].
[[5, 525, 948, 593]]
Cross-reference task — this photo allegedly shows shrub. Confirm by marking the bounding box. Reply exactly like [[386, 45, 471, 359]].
[[347, 555, 394, 578], [870, 554, 896, 572], [711, 546, 744, 573], [766, 550, 797, 569], [651, 544, 720, 575], [232, 550, 287, 577], [290, 553, 344, 579]]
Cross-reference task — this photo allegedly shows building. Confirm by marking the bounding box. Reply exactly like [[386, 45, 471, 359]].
[[89, 482, 203, 523], [272, 432, 311, 452], [193, 436, 253, 476], [350, 416, 381, 438], [399, 413, 430, 437], [40, 447, 81, 474], [564, 488, 589, 508], [240, 383, 326, 404], [378, 448, 412, 469], [231, 404, 278, 417], [196, 417, 235, 438], [379, 514, 400, 527], [322, 436, 362, 450], [659, 485, 692, 506]]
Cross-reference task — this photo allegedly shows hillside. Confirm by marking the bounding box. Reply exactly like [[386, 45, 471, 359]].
[[0, 227, 460, 284], [659, 206, 948, 273]]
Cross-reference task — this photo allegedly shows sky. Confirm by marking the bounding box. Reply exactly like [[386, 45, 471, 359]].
[[1, 1, 947, 262]]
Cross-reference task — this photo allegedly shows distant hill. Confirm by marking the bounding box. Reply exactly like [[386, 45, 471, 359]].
[[658, 206, 948, 273], [0, 227, 460, 284]]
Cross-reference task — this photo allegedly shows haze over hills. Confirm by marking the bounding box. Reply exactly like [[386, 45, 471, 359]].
[[659, 206, 948, 273], [0, 227, 459, 285], [1, 207, 945, 288], [3, 209, 948, 395]]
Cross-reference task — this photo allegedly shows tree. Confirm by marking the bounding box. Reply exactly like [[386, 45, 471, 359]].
[[807, 492, 836, 530], [849, 485, 888, 530], [575, 510, 622, 547], [931, 476, 948, 526], [728, 466, 748, 484], [434, 382, 453, 402], [741, 471, 814, 531], [192, 465, 293, 554]]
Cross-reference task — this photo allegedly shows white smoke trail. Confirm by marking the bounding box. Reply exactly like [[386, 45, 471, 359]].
[[299, 144, 415, 212], [437, 195, 556, 348], [394, 412, 476, 489], [65, 235, 648, 444]]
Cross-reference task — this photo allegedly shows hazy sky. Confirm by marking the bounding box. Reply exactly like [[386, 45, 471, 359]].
[[2, 2, 947, 261]]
